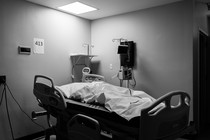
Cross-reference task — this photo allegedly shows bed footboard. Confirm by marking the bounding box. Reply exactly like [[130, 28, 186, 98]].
[[139, 91, 190, 140]]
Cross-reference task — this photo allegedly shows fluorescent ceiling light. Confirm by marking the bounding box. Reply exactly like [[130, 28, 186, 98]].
[[58, 2, 97, 15]]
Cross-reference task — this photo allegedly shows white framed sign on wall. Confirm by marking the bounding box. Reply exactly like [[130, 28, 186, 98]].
[[33, 38, 44, 54]]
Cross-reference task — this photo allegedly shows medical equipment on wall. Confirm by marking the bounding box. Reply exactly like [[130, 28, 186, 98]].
[[113, 38, 135, 88], [70, 52, 97, 82], [83, 43, 94, 55], [118, 67, 132, 80], [70, 43, 96, 82], [118, 41, 135, 68]]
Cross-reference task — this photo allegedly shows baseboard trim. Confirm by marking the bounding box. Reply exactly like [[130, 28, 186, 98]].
[[15, 131, 45, 140]]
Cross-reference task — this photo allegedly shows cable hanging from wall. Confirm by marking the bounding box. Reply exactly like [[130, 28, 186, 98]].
[[0, 78, 46, 140]]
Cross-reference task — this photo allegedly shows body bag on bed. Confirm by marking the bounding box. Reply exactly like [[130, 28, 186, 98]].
[[56, 81, 155, 121]]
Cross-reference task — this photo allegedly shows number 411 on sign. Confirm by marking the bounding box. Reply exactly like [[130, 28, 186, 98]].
[[33, 38, 44, 54]]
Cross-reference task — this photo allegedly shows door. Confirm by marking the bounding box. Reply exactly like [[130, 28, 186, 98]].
[[199, 30, 210, 131]]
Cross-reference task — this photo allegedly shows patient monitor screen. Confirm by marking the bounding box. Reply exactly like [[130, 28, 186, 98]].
[[118, 45, 128, 54], [118, 41, 135, 68]]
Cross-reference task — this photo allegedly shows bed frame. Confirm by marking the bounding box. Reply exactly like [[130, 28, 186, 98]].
[[32, 75, 191, 140]]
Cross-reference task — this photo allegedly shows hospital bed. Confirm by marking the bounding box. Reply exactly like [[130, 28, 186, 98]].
[[32, 75, 191, 140]]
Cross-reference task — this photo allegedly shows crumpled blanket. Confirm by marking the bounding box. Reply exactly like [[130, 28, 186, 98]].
[[56, 81, 156, 120]]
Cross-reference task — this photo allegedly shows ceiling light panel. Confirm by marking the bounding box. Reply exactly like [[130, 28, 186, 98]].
[[58, 2, 97, 15]]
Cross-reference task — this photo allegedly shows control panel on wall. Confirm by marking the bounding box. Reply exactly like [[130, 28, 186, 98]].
[[18, 46, 31, 55]]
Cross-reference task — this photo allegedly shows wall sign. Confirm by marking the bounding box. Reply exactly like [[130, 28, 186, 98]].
[[33, 38, 44, 54]]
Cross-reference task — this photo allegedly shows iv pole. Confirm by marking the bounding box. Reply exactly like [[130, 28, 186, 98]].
[[112, 38, 131, 88]]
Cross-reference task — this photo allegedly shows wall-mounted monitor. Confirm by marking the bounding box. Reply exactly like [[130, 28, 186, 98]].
[[118, 45, 128, 54], [119, 41, 135, 68]]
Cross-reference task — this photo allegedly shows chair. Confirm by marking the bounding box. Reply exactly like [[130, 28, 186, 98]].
[[67, 114, 101, 140]]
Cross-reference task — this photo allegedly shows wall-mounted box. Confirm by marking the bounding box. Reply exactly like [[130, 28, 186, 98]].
[[18, 46, 31, 55], [0, 75, 6, 85]]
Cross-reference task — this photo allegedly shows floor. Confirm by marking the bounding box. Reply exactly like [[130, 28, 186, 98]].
[[193, 129, 210, 140], [177, 128, 210, 140], [36, 130, 210, 140], [34, 125, 210, 140]]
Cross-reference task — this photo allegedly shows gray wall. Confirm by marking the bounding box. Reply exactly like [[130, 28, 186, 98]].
[[0, 0, 91, 139], [91, 0, 193, 115], [195, 1, 209, 33]]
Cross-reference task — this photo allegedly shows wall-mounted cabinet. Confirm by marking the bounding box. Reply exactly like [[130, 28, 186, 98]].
[[70, 54, 96, 82]]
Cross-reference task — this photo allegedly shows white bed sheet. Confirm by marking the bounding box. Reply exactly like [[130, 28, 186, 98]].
[[56, 81, 156, 120]]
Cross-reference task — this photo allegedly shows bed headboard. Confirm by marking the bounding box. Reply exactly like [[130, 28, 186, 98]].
[[33, 75, 67, 112]]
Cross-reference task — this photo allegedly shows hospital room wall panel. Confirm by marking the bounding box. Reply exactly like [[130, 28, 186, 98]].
[[91, 0, 193, 119], [0, 0, 91, 139]]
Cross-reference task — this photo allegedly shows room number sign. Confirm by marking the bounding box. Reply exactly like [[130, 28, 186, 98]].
[[33, 38, 45, 54]]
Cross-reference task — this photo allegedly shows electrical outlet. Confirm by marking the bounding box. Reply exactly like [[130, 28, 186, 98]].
[[0, 75, 6, 85], [109, 64, 113, 70]]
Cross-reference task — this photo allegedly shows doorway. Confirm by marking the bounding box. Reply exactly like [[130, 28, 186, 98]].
[[198, 30, 210, 132]]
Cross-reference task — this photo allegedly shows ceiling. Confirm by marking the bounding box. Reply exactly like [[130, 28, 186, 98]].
[[25, 0, 183, 20]]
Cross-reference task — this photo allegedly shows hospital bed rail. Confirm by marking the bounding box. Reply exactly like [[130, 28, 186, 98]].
[[140, 91, 191, 140]]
